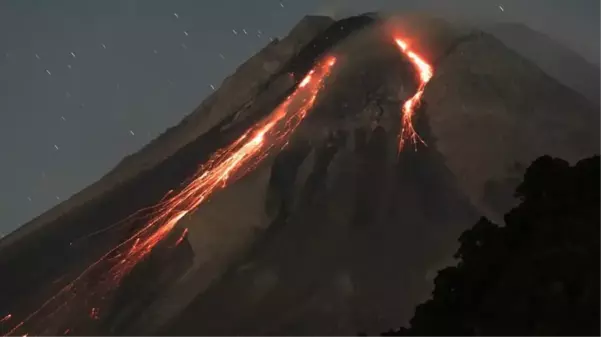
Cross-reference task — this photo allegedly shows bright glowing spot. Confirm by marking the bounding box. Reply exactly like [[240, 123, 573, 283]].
[[175, 228, 189, 246], [393, 38, 434, 152]]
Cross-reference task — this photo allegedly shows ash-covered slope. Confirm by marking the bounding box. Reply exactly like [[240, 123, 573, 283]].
[[485, 23, 600, 105]]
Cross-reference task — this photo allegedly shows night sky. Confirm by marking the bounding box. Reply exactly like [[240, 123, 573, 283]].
[[1, 0, 598, 235]]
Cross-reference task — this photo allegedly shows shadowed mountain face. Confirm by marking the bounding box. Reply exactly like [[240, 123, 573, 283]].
[[485, 23, 600, 105], [423, 29, 599, 221], [1, 14, 599, 336]]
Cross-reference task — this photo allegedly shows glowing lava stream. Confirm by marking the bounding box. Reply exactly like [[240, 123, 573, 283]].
[[393, 38, 434, 151], [4, 55, 337, 336]]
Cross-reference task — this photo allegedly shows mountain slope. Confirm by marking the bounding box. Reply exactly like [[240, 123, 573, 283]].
[[424, 29, 599, 220], [485, 23, 600, 105]]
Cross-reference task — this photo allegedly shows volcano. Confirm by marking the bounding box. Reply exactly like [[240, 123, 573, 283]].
[[0, 13, 598, 336]]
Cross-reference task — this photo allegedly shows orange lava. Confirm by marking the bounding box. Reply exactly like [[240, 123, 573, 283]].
[[4, 55, 337, 336], [174, 228, 189, 246], [394, 38, 434, 152]]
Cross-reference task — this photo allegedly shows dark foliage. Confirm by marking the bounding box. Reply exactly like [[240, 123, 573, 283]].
[[382, 155, 600, 336]]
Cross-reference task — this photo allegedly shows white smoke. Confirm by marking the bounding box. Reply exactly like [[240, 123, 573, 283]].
[[313, 0, 355, 20]]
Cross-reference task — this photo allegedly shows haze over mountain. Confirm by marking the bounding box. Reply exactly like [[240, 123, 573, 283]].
[[0, 13, 598, 336]]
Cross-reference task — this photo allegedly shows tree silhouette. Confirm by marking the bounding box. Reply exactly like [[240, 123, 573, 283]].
[[382, 155, 600, 336]]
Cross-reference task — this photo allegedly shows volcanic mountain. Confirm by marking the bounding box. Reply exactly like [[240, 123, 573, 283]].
[[0, 13, 598, 336]]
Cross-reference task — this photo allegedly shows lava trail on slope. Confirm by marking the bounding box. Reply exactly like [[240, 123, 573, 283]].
[[3, 55, 337, 337], [393, 37, 434, 152]]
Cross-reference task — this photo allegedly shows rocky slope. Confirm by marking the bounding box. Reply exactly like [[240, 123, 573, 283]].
[[1, 13, 598, 336]]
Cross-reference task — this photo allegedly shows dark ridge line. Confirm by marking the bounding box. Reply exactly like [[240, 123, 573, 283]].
[[432, 31, 484, 68]]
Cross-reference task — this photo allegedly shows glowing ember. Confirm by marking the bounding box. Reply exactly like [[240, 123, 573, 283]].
[[394, 38, 434, 151], [89, 308, 99, 320], [0, 314, 11, 323], [4, 55, 336, 336], [174, 228, 189, 246]]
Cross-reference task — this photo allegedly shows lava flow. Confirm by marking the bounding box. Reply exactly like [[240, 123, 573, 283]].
[[394, 37, 434, 151], [4, 55, 337, 336]]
